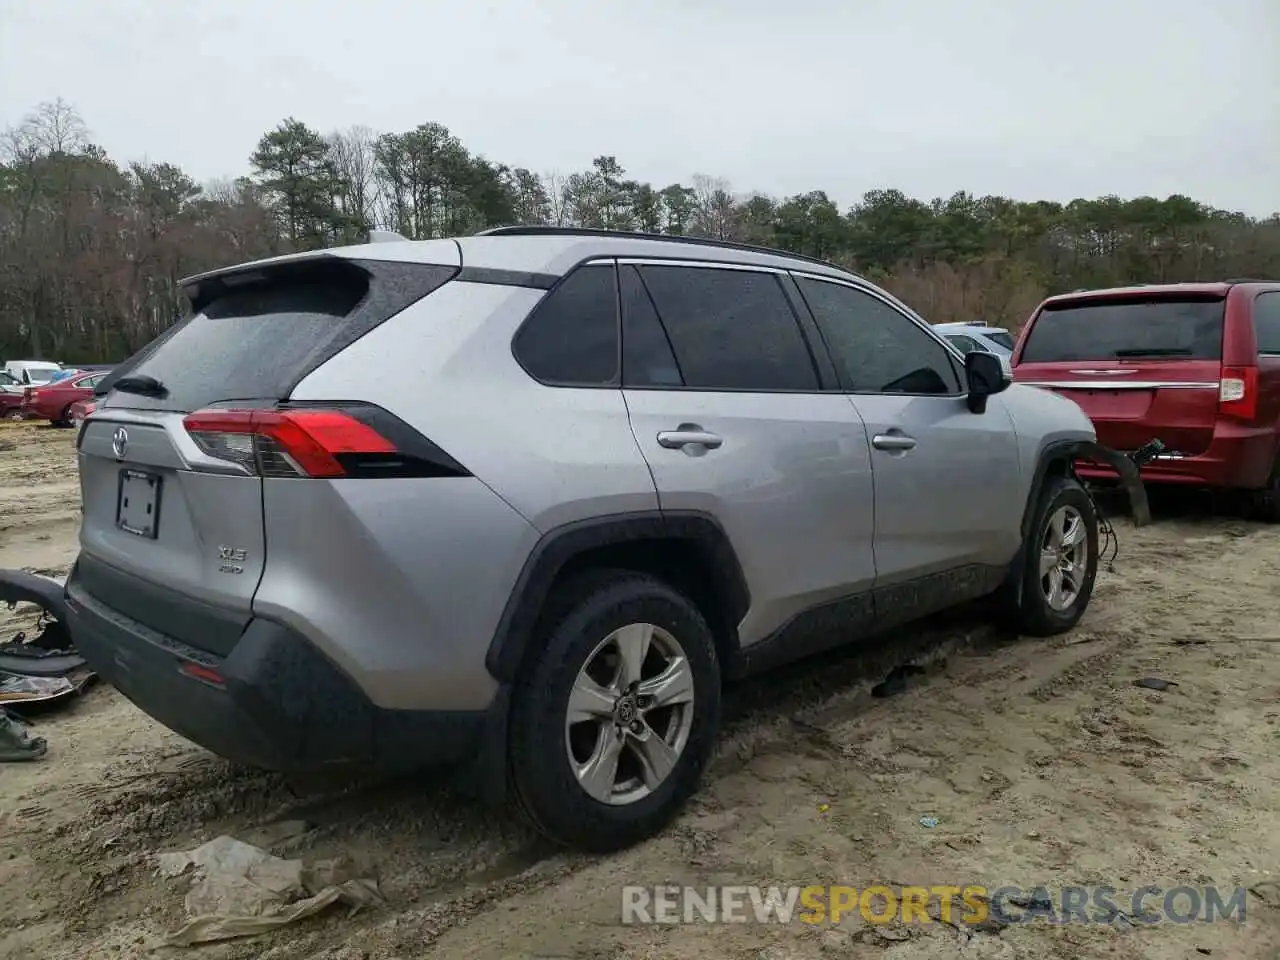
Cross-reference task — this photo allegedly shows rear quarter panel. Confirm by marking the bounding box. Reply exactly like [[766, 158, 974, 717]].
[[286, 279, 661, 711]]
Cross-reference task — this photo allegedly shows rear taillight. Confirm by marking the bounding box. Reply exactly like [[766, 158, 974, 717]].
[[1219, 366, 1258, 420], [183, 407, 398, 478]]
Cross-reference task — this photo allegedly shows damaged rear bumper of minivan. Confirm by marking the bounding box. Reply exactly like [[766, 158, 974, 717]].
[[64, 562, 495, 774]]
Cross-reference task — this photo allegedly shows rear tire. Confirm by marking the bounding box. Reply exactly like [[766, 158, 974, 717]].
[[1006, 475, 1099, 637], [508, 569, 721, 853], [1248, 456, 1280, 523]]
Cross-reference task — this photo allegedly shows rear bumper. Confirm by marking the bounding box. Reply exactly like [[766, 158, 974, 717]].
[[1077, 422, 1275, 489], [64, 564, 499, 773]]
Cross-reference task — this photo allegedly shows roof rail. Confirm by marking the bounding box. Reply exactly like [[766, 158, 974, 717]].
[[474, 225, 845, 272], [1224, 277, 1274, 284]]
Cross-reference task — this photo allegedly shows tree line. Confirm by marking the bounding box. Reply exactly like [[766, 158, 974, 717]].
[[2, 98, 1277, 363]]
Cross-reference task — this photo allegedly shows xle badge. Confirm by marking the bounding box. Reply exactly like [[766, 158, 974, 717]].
[[217, 545, 248, 575]]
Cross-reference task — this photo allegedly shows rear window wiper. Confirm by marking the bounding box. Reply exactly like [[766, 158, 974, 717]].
[[1113, 348, 1194, 358], [112, 374, 169, 398]]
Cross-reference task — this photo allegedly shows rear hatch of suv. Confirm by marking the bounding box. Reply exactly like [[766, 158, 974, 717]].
[[74, 250, 458, 657], [1013, 290, 1231, 457]]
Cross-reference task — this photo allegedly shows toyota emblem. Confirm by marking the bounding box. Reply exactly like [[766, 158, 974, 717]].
[[112, 426, 128, 459]]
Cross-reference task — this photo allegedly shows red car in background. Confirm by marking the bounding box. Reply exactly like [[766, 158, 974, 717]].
[[1012, 279, 1280, 518], [20, 370, 109, 426], [69, 397, 97, 428]]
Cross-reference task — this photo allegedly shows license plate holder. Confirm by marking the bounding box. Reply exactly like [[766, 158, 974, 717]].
[[117, 469, 162, 539]]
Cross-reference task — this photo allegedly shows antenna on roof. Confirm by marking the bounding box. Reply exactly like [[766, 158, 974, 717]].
[[367, 229, 409, 243]]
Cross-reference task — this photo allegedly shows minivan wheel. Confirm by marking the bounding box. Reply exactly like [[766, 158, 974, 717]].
[[1009, 475, 1099, 636], [1248, 457, 1280, 523], [508, 570, 721, 852]]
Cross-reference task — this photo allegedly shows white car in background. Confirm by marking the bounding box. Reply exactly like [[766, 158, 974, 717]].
[[933, 322, 1015, 374], [2, 360, 64, 388]]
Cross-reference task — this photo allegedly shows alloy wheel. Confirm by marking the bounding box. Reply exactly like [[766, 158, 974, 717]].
[[1039, 504, 1089, 611], [564, 622, 696, 806]]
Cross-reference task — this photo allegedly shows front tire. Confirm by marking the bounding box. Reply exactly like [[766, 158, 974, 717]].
[[1010, 475, 1099, 636], [508, 569, 721, 852]]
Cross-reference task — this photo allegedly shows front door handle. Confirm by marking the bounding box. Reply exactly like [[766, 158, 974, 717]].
[[657, 426, 723, 450], [872, 433, 917, 451]]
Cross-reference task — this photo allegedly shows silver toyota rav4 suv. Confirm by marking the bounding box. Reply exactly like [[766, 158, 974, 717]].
[[67, 227, 1102, 852]]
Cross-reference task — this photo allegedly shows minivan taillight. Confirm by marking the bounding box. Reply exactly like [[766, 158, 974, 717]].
[[1219, 366, 1258, 421], [183, 408, 397, 478]]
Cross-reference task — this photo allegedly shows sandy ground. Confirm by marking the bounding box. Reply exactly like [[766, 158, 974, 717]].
[[2, 421, 1279, 960]]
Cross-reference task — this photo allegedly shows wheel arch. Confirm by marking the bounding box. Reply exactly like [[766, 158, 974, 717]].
[[484, 510, 751, 685]]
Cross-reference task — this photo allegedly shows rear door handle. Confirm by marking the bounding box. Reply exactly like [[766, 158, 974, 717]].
[[872, 433, 917, 451], [657, 427, 723, 450]]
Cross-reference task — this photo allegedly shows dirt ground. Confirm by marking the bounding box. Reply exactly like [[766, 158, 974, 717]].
[[2, 421, 1279, 960]]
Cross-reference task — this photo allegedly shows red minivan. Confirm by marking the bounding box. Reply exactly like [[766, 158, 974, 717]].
[[1012, 280, 1280, 517]]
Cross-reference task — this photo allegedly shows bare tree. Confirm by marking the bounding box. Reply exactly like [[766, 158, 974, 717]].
[[327, 125, 379, 231], [542, 171, 571, 226], [26, 98, 89, 155], [690, 173, 737, 239]]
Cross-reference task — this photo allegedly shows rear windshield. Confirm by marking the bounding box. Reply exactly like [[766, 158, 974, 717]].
[[1019, 298, 1225, 363], [101, 261, 453, 412], [984, 330, 1015, 350]]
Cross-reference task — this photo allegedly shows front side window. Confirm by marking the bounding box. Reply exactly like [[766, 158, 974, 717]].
[[797, 278, 961, 395]]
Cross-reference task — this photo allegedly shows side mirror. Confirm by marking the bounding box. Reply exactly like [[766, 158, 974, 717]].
[[964, 350, 1010, 414]]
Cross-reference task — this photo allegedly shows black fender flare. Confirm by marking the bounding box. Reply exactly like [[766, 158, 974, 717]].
[[483, 510, 751, 683], [0, 568, 68, 621], [1009, 438, 1150, 603], [1020, 439, 1150, 537], [1006, 438, 1149, 604]]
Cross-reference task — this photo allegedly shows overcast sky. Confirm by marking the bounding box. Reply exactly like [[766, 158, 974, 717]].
[[2, 0, 1277, 215]]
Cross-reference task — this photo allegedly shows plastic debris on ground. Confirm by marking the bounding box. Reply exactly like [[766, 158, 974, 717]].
[[0, 673, 74, 703], [0, 568, 86, 677], [919, 816, 940, 828], [155, 835, 385, 946]]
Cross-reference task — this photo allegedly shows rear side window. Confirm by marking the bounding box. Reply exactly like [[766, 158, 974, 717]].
[[620, 266, 682, 387], [1020, 298, 1225, 363], [945, 334, 981, 353], [103, 259, 456, 411], [1253, 292, 1280, 355], [984, 330, 1015, 350], [513, 264, 619, 385], [634, 265, 819, 391]]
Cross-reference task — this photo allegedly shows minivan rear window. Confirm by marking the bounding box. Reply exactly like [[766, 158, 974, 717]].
[[101, 260, 456, 412], [1019, 298, 1225, 363]]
